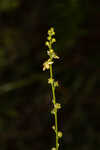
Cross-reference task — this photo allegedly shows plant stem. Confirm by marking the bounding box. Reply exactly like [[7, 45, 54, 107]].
[[50, 64, 58, 150]]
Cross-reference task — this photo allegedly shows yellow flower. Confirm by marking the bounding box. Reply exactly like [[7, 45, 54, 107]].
[[51, 147, 56, 150], [48, 30, 51, 35], [47, 49, 54, 56], [48, 78, 54, 84], [43, 59, 53, 71], [47, 36, 51, 41], [50, 27, 55, 35], [43, 60, 50, 71], [58, 131, 63, 138], [47, 50, 59, 60], [54, 81, 59, 87], [51, 108, 55, 115], [58, 143, 59, 148], [52, 125, 56, 131], [53, 53, 60, 59], [52, 38, 56, 43], [48, 27, 55, 36], [54, 103, 61, 109], [52, 52, 60, 59], [45, 41, 50, 47], [50, 49, 54, 53], [48, 59, 54, 64], [50, 27, 54, 32]]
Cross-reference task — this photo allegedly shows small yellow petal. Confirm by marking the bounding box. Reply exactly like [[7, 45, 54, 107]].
[[54, 55, 60, 59], [48, 59, 54, 64], [48, 61, 53, 65]]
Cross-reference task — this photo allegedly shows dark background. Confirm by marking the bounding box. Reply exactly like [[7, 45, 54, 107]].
[[0, 0, 100, 150]]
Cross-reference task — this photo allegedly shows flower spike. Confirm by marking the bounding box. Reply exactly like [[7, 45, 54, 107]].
[[43, 27, 62, 150]]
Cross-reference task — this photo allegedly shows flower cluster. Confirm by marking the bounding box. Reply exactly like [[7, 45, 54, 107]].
[[43, 27, 62, 150], [43, 27, 59, 71]]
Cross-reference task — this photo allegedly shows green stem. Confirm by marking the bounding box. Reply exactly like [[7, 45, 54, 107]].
[[50, 64, 58, 150]]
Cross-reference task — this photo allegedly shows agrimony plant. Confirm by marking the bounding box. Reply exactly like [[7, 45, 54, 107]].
[[43, 27, 62, 150]]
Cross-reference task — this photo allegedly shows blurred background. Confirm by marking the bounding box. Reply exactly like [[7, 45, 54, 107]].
[[0, 0, 100, 150]]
